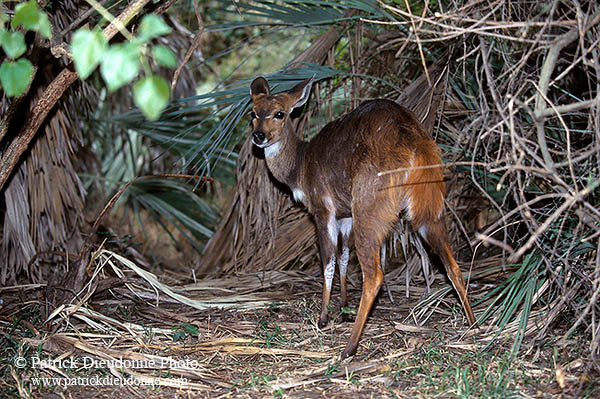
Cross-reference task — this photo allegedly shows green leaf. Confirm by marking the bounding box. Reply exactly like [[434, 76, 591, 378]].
[[12, 0, 51, 39], [1, 30, 27, 59], [137, 14, 171, 42], [151, 45, 177, 68], [11, 1, 37, 28], [182, 323, 199, 335], [100, 42, 140, 92], [37, 13, 51, 39], [172, 329, 186, 342], [0, 58, 34, 97], [133, 75, 170, 120], [71, 28, 107, 79], [0, 29, 7, 48]]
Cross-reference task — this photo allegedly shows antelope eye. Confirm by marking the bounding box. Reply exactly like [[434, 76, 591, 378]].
[[274, 111, 285, 119], [250, 111, 257, 119]]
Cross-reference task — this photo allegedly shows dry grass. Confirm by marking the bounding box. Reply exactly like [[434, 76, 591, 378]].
[[1, 249, 597, 398]]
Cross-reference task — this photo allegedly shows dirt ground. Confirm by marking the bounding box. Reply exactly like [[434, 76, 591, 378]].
[[2, 260, 598, 399]]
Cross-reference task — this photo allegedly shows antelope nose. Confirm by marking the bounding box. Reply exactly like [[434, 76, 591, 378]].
[[252, 131, 266, 144]]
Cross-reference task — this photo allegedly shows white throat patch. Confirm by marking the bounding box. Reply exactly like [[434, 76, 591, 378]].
[[263, 141, 281, 158]]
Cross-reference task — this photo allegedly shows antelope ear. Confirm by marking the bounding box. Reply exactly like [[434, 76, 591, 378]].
[[250, 77, 270, 98], [288, 76, 314, 110]]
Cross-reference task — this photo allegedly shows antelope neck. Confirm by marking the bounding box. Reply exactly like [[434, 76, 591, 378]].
[[264, 123, 307, 190]]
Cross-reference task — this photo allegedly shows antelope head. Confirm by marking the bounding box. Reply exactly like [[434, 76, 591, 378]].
[[249, 76, 313, 152]]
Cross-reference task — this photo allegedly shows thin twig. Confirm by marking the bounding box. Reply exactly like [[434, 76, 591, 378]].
[[509, 180, 600, 263]]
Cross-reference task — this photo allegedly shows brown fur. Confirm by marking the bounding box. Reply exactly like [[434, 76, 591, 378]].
[[250, 77, 475, 359]]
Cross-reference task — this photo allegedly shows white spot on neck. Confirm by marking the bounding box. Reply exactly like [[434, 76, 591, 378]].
[[264, 141, 281, 158], [292, 188, 306, 204]]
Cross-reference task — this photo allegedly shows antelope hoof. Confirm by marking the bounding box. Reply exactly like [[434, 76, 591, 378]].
[[340, 344, 357, 360], [318, 313, 329, 329]]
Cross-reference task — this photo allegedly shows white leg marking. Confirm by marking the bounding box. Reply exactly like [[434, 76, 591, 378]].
[[324, 256, 336, 290], [327, 214, 338, 247], [339, 217, 353, 239], [263, 141, 281, 158], [323, 196, 339, 247], [338, 217, 352, 277], [339, 246, 350, 277]]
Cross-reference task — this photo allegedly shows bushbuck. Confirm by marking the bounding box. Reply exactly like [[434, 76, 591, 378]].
[[249, 76, 476, 359]]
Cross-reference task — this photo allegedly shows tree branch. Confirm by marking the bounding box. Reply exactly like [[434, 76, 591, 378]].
[[536, 96, 599, 118], [534, 10, 600, 171], [0, 0, 153, 192]]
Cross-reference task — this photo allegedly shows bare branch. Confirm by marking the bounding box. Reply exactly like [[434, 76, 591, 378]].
[[0, 0, 153, 192]]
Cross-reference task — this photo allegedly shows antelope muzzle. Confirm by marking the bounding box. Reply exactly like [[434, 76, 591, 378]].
[[252, 130, 267, 147]]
